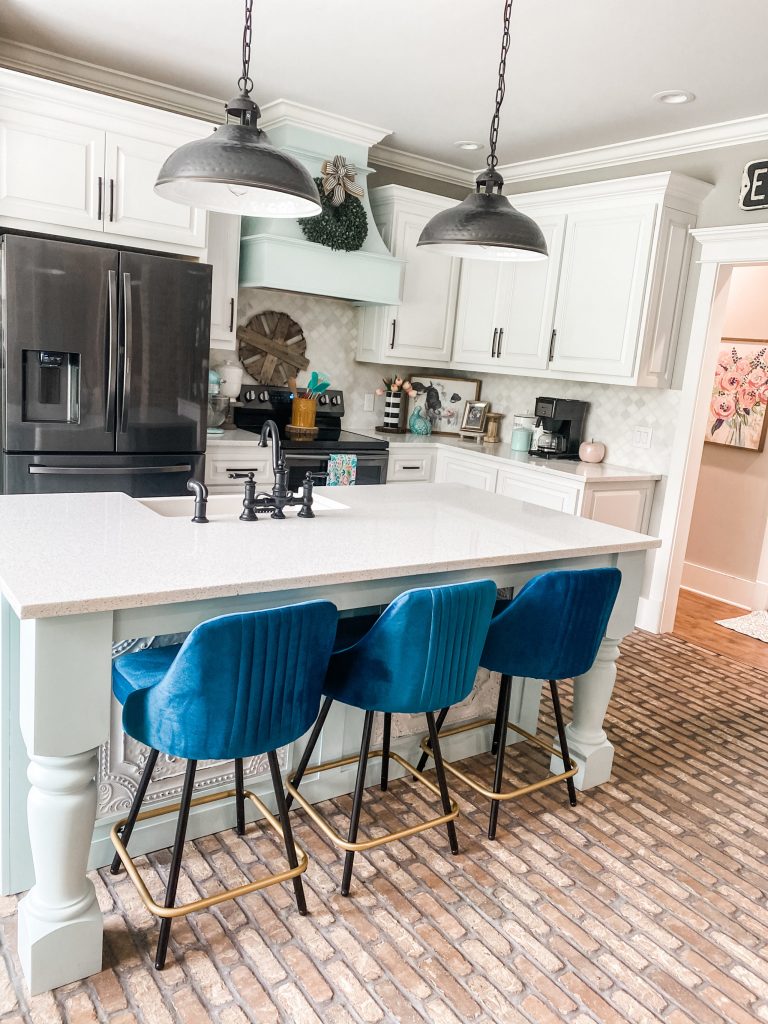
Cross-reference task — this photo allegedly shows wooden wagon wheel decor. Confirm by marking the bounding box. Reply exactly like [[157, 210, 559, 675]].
[[237, 311, 309, 386]]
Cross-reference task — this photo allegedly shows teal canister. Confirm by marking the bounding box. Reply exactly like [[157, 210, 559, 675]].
[[510, 426, 533, 451]]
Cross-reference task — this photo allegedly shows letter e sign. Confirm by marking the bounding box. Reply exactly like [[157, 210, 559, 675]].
[[740, 160, 768, 210]]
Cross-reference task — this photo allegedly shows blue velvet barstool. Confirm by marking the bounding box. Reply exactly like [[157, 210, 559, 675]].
[[286, 579, 497, 896], [417, 568, 621, 839], [109, 600, 338, 969]]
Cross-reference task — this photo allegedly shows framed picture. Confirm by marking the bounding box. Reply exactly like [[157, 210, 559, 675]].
[[706, 338, 768, 451], [408, 375, 481, 435], [460, 400, 490, 433]]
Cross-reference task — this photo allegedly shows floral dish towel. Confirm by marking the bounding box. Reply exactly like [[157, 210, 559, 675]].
[[326, 453, 357, 486]]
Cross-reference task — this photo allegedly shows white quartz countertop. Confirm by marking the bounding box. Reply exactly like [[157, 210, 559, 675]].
[[0, 485, 659, 620], [206, 428, 660, 484]]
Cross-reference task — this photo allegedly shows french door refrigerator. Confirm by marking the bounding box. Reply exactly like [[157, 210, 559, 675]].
[[0, 234, 211, 496]]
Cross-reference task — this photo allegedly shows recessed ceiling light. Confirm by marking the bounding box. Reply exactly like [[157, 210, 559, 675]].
[[454, 141, 482, 151], [653, 90, 696, 105]]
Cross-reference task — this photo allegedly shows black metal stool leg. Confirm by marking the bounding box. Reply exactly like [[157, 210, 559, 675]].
[[488, 673, 513, 840], [426, 712, 459, 855], [490, 677, 509, 756], [550, 679, 577, 807], [110, 747, 160, 875], [286, 696, 334, 809], [234, 758, 246, 836], [380, 713, 391, 791], [415, 705, 449, 774], [268, 750, 307, 915], [155, 759, 197, 970], [340, 710, 375, 897]]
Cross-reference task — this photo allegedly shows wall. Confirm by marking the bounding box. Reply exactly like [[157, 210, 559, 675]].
[[683, 265, 768, 606]]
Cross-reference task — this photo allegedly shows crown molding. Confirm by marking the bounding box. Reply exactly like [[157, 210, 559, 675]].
[[260, 99, 391, 149], [369, 144, 475, 187], [490, 113, 768, 184], [0, 36, 223, 122], [691, 223, 768, 264]]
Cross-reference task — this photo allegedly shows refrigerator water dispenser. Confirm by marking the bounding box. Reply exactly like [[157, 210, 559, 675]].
[[22, 350, 80, 423]]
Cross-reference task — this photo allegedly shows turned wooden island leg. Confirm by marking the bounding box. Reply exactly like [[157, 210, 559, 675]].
[[17, 612, 112, 994], [549, 550, 645, 791]]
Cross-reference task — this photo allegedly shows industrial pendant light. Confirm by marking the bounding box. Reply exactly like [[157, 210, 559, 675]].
[[155, 0, 321, 217], [418, 0, 547, 261]]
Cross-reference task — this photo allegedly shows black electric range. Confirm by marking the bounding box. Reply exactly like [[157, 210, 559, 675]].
[[233, 386, 389, 484]]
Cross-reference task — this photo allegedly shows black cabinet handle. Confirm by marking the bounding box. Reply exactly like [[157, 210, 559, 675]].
[[390, 319, 397, 349], [497, 328, 504, 358], [401, 465, 421, 470], [548, 328, 557, 362], [229, 297, 235, 333], [491, 328, 498, 358], [109, 178, 115, 222], [97, 176, 103, 221], [225, 467, 258, 474]]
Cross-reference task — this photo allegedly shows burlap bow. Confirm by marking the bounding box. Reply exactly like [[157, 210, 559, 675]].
[[321, 155, 364, 207]]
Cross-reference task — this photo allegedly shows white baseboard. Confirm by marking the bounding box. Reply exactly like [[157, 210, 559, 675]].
[[681, 562, 754, 609]]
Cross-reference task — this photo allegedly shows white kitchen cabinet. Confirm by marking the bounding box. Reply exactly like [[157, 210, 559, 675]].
[[104, 131, 205, 247], [387, 446, 436, 483], [0, 104, 105, 230], [205, 444, 274, 494], [496, 465, 581, 514], [434, 449, 497, 491], [0, 69, 208, 252], [581, 480, 656, 534], [548, 205, 656, 379], [357, 187, 460, 365], [452, 213, 566, 372], [207, 214, 242, 348]]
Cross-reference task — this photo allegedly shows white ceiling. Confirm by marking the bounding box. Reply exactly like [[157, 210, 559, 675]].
[[1, 0, 766, 169]]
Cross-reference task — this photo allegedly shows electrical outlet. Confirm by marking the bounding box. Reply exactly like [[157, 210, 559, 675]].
[[632, 426, 653, 449], [363, 392, 375, 412]]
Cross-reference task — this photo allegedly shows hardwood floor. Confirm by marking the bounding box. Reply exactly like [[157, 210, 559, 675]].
[[672, 587, 768, 670]]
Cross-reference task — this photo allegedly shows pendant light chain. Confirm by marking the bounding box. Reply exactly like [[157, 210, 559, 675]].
[[238, 0, 254, 95], [487, 0, 513, 170]]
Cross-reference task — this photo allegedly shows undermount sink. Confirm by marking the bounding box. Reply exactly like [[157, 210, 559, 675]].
[[139, 493, 349, 520]]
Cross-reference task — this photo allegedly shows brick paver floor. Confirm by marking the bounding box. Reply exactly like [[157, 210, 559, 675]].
[[0, 630, 766, 1022]]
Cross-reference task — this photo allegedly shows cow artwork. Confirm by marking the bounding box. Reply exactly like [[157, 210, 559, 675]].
[[408, 376, 481, 435]]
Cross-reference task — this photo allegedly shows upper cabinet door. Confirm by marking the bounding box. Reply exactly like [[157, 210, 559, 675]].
[[495, 213, 566, 370], [207, 213, 242, 348], [387, 207, 459, 364], [451, 261, 504, 367], [104, 131, 206, 247], [549, 205, 656, 378], [0, 103, 105, 231]]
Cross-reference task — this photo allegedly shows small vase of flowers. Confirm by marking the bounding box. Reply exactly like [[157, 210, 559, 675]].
[[375, 375, 415, 433]]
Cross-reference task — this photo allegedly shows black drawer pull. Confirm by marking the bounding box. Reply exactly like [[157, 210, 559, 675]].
[[401, 465, 422, 470]]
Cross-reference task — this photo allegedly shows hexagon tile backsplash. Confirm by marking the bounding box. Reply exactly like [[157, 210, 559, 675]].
[[213, 289, 680, 477]]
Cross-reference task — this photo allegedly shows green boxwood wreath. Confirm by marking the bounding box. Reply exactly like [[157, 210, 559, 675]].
[[298, 177, 368, 252]]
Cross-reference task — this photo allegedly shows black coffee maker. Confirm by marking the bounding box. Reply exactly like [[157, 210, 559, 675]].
[[529, 397, 588, 460]]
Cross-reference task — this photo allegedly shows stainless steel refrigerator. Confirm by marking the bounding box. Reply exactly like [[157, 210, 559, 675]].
[[0, 234, 211, 496]]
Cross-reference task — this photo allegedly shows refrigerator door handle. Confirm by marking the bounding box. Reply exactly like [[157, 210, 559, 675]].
[[28, 464, 192, 476], [120, 272, 132, 434], [106, 269, 118, 429]]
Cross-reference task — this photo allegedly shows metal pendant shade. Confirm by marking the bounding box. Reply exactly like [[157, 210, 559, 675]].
[[418, 0, 547, 262], [155, 0, 321, 218], [417, 186, 547, 261], [155, 122, 321, 217]]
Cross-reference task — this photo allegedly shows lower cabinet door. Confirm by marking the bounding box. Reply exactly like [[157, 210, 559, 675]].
[[496, 466, 581, 513], [434, 451, 498, 491], [581, 481, 655, 533]]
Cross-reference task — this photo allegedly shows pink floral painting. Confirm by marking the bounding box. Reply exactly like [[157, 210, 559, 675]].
[[707, 339, 768, 450]]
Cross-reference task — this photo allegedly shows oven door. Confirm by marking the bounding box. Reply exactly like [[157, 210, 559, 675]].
[[284, 451, 388, 488]]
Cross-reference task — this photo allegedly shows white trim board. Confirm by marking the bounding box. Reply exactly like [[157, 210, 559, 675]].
[[3, 37, 768, 190], [680, 565, 754, 609]]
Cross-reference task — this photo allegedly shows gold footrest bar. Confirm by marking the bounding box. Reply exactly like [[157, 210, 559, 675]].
[[286, 747, 458, 853], [110, 788, 308, 920], [420, 718, 578, 802]]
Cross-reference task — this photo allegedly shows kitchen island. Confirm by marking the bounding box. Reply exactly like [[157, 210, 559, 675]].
[[0, 483, 658, 992]]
